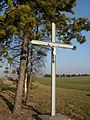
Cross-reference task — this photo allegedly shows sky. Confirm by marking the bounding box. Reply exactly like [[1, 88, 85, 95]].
[[44, 0, 90, 75], [0, 0, 90, 76]]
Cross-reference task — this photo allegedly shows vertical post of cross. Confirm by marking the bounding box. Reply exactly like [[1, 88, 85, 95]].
[[51, 22, 56, 116]]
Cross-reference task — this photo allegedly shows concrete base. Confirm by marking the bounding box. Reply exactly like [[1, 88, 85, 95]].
[[36, 113, 71, 120]]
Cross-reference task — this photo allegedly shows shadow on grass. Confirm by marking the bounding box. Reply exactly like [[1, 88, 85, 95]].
[[0, 94, 14, 111], [22, 101, 41, 114], [86, 93, 90, 96], [2, 86, 16, 93], [3, 90, 15, 99], [23, 101, 50, 120], [2, 86, 16, 99]]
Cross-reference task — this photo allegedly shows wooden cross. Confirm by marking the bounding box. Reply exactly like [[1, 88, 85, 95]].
[[31, 23, 74, 116]]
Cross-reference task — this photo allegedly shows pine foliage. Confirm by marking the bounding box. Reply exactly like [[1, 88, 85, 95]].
[[0, 0, 90, 44], [0, 0, 90, 74]]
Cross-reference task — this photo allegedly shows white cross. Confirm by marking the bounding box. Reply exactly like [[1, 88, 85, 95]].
[[31, 23, 74, 116]]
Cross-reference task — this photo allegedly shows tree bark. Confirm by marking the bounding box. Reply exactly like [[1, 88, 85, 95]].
[[26, 46, 33, 104], [26, 68, 33, 104], [23, 73, 27, 99], [13, 34, 28, 114]]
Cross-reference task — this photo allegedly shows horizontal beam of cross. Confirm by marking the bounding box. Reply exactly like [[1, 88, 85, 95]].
[[31, 40, 74, 49]]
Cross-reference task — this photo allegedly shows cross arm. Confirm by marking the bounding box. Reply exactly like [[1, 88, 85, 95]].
[[31, 40, 74, 49]]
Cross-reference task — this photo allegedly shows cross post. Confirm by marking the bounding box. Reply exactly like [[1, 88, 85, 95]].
[[51, 23, 56, 116], [31, 22, 74, 117]]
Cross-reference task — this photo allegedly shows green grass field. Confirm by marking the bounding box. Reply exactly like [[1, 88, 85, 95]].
[[34, 76, 90, 120], [36, 76, 90, 91]]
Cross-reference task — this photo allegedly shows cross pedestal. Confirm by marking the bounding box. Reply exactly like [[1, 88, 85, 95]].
[[36, 113, 71, 120], [31, 23, 73, 119]]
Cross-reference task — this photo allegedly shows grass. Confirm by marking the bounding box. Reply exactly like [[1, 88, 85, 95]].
[[35, 76, 90, 91], [0, 76, 90, 120], [33, 76, 90, 120]]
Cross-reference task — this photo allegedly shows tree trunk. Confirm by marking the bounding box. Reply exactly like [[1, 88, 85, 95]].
[[23, 73, 27, 99], [26, 68, 33, 104], [26, 46, 33, 104], [13, 34, 28, 114]]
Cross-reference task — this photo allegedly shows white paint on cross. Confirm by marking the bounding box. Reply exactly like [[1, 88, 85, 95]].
[[31, 23, 74, 116], [31, 40, 73, 49]]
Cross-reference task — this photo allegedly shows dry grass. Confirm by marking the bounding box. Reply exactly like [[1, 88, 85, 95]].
[[34, 77, 90, 120], [0, 77, 90, 120]]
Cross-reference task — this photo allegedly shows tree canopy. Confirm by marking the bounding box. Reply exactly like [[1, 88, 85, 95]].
[[0, 0, 90, 45]]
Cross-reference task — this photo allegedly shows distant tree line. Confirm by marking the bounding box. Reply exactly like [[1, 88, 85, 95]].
[[44, 74, 90, 77], [44, 74, 60, 77]]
